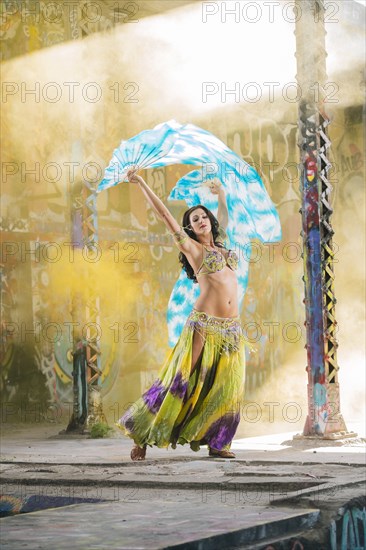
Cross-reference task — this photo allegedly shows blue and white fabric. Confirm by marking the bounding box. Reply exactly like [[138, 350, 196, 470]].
[[97, 120, 281, 347]]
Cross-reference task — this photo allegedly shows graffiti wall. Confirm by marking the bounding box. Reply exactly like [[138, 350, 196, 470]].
[[1, 1, 364, 429]]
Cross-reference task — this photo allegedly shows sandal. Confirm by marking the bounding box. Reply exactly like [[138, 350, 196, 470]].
[[208, 448, 236, 458], [130, 444, 147, 461]]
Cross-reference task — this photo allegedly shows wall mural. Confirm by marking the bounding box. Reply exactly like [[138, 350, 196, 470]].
[[0, 5, 364, 423]]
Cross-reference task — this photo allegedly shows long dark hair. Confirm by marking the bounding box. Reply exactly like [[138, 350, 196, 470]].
[[179, 204, 226, 284]]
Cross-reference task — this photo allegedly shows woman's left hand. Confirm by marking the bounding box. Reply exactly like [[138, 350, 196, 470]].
[[206, 178, 224, 195]]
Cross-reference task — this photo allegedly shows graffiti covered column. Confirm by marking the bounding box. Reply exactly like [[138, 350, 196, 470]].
[[295, 0, 355, 438], [65, 2, 106, 432]]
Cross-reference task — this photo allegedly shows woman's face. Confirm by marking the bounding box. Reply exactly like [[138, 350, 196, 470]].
[[189, 208, 212, 236]]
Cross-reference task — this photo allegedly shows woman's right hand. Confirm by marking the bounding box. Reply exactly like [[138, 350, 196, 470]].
[[127, 168, 144, 185]]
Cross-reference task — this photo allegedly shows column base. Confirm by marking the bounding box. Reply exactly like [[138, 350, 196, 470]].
[[301, 412, 358, 440]]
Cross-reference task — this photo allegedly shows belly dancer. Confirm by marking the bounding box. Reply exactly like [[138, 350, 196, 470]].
[[116, 169, 246, 460]]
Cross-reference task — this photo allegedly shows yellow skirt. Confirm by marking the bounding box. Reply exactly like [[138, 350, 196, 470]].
[[116, 309, 246, 452]]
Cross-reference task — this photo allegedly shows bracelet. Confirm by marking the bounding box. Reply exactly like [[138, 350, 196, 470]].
[[172, 228, 188, 244]]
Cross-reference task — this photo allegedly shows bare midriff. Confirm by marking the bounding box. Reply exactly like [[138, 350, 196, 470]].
[[193, 267, 239, 318]]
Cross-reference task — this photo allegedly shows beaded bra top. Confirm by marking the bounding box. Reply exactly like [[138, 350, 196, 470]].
[[196, 245, 239, 279], [171, 226, 239, 279]]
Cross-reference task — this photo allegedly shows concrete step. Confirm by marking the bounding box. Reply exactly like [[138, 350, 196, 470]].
[[0, 500, 320, 550]]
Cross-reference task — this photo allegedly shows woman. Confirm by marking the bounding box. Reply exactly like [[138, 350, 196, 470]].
[[116, 168, 246, 460]]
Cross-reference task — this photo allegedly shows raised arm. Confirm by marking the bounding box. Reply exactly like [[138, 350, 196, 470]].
[[127, 169, 195, 253], [209, 179, 228, 230]]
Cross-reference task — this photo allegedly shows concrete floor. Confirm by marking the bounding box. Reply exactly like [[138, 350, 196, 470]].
[[1, 422, 365, 549]]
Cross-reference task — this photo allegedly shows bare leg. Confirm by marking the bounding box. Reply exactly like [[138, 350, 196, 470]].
[[190, 325, 205, 376], [130, 444, 147, 461]]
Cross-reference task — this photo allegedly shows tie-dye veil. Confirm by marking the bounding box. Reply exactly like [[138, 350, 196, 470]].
[[97, 119, 281, 347]]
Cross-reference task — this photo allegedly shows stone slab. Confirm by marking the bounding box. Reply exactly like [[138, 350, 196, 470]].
[[0, 500, 320, 550]]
